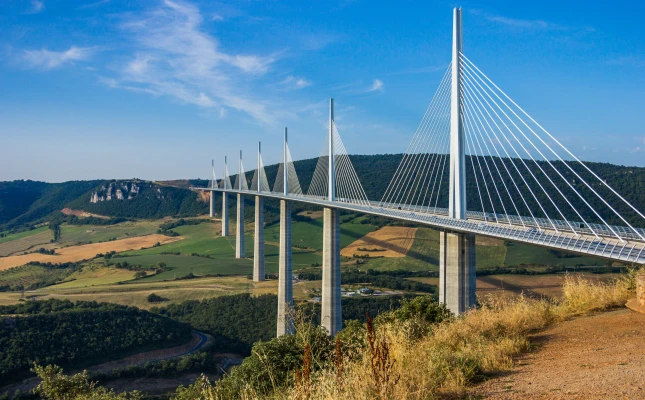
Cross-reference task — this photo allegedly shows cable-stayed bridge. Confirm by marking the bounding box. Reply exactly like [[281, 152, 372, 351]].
[[197, 8, 645, 337]]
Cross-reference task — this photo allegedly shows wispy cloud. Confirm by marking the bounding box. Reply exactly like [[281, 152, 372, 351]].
[[26, 0, 45, 14], [280, 75, 312, 90], [211, 14, 224, 21], [470, 9, 594, 33], [78, 0, 110, 10], [108, 0, 280, 124], [366, 79, 384, 93], [21, 46, 95, 69], [607, 56, 645, 68]]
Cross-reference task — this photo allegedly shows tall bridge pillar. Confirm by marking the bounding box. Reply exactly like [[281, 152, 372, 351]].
[[221, 193, 229, 236], [439, 231, 476, 314], [253, 196, 264, 282], [441, 8, 476, 314], [209, 191, 214, 218], [236, 194, 244, 258], [321, 99, 342, 336], [277, 199, 294, 336], [321, 207, 342, 336]]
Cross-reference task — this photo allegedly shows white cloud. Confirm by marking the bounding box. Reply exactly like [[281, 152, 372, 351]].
[[212, 14, 224, 21], [78, 0, 110, 10], [280, 75, 312, 89], [486, 15, 552, 29], [107, 0, 277, 124], [27, 0, 44, 14], [22, 46, 95, 70], [366, 79, 384, 93], [471, 9, 593, 33]]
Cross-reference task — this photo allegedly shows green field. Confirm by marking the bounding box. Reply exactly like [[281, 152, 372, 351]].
[[504, 242, 605, 267], [0, 263, 74, 289], [114, 218, 378, 280], [0, 227, 52, 256], [265, 216, 377, 251], [0, 220, 161, 256], [52, 264, 137, 289], [57, 220, 160, 245]]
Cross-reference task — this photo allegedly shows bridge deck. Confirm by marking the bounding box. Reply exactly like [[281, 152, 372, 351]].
[[199, 188, 645, 265]]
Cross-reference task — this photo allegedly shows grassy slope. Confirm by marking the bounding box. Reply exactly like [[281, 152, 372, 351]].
[[116, 219, 377, 281], [57, 221, 159, 245], [0, 227, 52, 256], [0, 263, 72, 289], [504, 242, 605, 266]]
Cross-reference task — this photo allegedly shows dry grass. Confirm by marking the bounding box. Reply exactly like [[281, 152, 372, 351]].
[[163, 269, 641, 400], [559, 269, 637, 315], [0, 234, 181, 271], [276, 269, 641, 400], [341, 227, 417, 258]]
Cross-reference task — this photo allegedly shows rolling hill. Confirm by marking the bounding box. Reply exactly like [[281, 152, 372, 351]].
[[1, 154, 644, 231]]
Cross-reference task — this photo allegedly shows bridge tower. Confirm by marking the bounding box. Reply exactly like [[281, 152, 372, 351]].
[[222, 156, 229, 237], [209, 160, 215, 218], [321, 98, 342, 336], [236, 151, 245, 258], [277, 128, 294, 336], [440, 7, 476, 314], [253, 142, 265, 282]]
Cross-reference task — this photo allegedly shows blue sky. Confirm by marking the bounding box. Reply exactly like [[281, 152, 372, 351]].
[[1, 0, 644, 182]]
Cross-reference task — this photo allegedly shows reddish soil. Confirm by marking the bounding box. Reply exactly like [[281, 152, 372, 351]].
[[60, 208, 109, 219], [472, 308, 645, 399]]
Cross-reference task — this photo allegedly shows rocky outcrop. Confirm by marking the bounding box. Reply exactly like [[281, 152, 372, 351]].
[[88, 181, 147, 203]]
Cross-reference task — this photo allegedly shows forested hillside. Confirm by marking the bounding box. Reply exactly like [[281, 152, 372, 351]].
[[0, 180, 103, 229], [0, 299, 192, 385], [0, 179, 207, 231], [262, 154, 645, 227], [66, 180, 207, 219], [2, 154, 644, 230]]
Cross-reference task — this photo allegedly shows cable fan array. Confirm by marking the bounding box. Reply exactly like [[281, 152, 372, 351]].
[[380, 65, 452, 213], [250, 155, 270, 192], [219, 162, 233, 190], [306, 122, 370, 206], [273, 142, 303, 196], [207, 53, 645, 246], [457, 53, 645, 242], [234, 159, 249, 191]]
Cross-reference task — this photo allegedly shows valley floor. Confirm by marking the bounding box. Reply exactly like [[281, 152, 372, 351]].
[[472, 308, 645, 399]]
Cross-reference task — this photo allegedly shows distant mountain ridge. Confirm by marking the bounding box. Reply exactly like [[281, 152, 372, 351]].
[[1, 154, 644, 230], [0, 179, 207, 231]]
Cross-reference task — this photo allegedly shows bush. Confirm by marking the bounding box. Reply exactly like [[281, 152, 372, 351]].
[[146, 293, 166, 303], [33, 364, 143, 400]]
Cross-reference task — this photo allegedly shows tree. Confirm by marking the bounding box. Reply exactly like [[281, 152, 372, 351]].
[[134, 271, 147, 279], [32, 364, 143, 400]]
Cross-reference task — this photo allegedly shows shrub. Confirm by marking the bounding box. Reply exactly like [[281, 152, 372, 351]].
[[147, 293, 166, 303]]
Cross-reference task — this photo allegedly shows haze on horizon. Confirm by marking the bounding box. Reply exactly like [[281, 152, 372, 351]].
[[1, 0, 644, 183]]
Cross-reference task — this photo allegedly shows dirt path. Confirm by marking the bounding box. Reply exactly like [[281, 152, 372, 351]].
[[472, 308, 645, 399], [0, 330, 212, 395], [88, 330, 211, 373]]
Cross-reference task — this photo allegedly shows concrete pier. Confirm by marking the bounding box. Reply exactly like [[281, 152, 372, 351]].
[[209, 191, 214, 218], [221, 193, 229, 236], [439, 231, 476, 314], [253, 196, 265, 282], [277, 200, 294, 336], [236, 194, 244, 258], [321, 207, 341, 336]]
